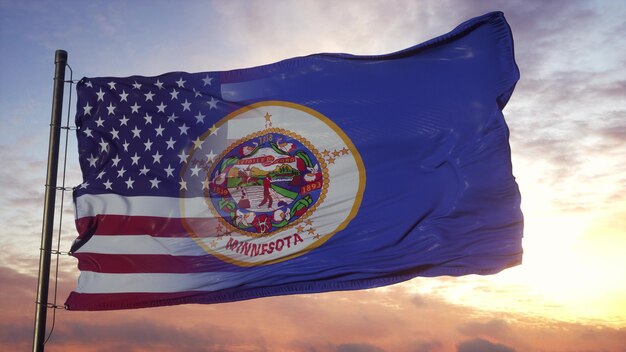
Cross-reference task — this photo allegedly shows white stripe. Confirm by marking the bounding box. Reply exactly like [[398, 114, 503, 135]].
[[75, 235, 207, 256], [76, 271, 242, 293], [74, 194, 215, 219]]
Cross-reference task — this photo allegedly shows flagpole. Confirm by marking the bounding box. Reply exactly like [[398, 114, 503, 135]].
[[33, 49, 67, 352]]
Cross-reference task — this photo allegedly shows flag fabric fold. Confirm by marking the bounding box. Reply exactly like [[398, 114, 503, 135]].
[[66, 11, 523, 311]]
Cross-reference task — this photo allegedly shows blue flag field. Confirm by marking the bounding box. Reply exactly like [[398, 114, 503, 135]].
[[66, 11, 523, 310]]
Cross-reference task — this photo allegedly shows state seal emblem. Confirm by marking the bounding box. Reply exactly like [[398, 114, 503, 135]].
[[180, 101, 365, 266]]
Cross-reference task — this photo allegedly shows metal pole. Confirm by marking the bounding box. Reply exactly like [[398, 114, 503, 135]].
[[33, 49, 67, 352]]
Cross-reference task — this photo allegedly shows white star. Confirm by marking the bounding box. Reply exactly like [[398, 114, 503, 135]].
[[170, 89, 179, 100], [139, 165, 150, 176], [144, 91, 155, 101], [80, 182, 89, 189], [106, 102, 116, 115], [144, 138, 153, 151], [122, 140, 130, 152], [202, 178, 210, 190], [181, 99, 191, 111], [207, 97, 219, 110], [143, 113, 153, 125], [164, 164, 175, 177], [82, 127, 93, 137], [130, 102, 141, 113], [130, 152, 141, 165], [131, 126, 142, 138], [155, 79, 164, 90], [206, 150, 216, 162], [83, 102, 93, 116], [96, 171, 106, 179], [117, 167, 126, 178], [107, 81, 117, 90], [190, 165, 202, 176], [110, 128, 119, 139], [165, 137, 176, 149], [152, 151, 163, 164], [176, 77, 186, 88], [178, 150, 189, 163], [119, 90, 129, 102], [149, 177, 161, 189], [179, 179, 187, 190], [96, 88, 106, 101], [119, 115, 129, 126], [193, 88, 202, 97], [202, 75, 213, 86], [111, 154, 121, 166], [193, 137, 204, 149], [125, 177, 135, 189], [132, 81, 142, 90], [167, 113, 178, 123], [85, 81, 93, 88], [178, 124, 189, 135], [95, 117, 105, 127], [103, 179, 113, 190], [155, 124, 165, 137], [99, 138, 109, 152], [209, 124, 219, 136], [87, 154, 98, 167], [156, 102, 167, 113], [194, 112, 206, 124]]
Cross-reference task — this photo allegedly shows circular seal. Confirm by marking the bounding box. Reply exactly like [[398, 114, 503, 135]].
[[180, 101, 365, 266], [205, 128, 327, 237]]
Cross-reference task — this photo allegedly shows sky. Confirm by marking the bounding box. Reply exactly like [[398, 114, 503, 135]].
[[1, 0, 625, 351]]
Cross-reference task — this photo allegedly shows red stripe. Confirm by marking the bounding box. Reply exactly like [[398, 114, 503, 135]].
[[65, 291, 217, 311], [65, 290, 271, 310], [73, 252, 236, 273], [75, 215, 221, 238], [65, 282, 329, 311], [64, 277, 399, 311]]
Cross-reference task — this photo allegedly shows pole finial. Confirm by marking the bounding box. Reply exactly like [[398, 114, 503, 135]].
[[54, 50, 68, 64]]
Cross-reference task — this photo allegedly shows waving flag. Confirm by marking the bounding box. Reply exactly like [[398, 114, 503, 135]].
[[66, 11, 523, 310]]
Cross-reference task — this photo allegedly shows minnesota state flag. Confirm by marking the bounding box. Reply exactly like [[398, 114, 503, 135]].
[[66, 11, 523, 310]]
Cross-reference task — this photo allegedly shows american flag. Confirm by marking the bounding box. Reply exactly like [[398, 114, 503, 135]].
[[75, 73, 224, 199]]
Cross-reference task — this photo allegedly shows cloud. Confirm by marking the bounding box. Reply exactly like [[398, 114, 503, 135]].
[[457, 338, 515, 352], [49, 318, 241, 350], [507, 72, 626, 212], [455, 0, 626, 215], [0, 127, 83, 268], [335, 343, 386, 352], [0, 321, 31, 351], [413, 339, 444, 352], [458, 319, 510, 339], [2, 263, 626, 352]]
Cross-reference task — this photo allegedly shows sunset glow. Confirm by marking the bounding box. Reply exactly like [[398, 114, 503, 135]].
[[1, 1, 625, 351]]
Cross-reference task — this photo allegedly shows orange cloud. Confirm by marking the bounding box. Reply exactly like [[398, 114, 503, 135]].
[[3, 263, 624, 352]]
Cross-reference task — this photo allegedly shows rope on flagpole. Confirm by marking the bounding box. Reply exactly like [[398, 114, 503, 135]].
[[45, 304, 66, 309], [42, 62, 74, 345], [46, 186, 73, 191]]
